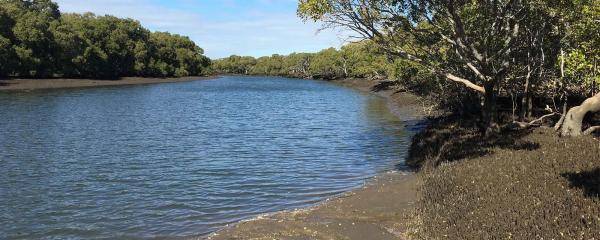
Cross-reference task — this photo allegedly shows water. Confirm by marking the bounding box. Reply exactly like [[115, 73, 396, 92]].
[[0, 76, 417, 239]]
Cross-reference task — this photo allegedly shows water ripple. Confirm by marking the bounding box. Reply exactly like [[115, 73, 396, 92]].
[[0, 76, 417, 239]]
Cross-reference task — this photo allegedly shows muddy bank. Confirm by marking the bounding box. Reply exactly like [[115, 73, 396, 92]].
[[202, 77, 600, 239], [410, 116, 600, 239], [203, 78, 427, 240], [206, 173, 418, 240], [0, 76, 216, 91]]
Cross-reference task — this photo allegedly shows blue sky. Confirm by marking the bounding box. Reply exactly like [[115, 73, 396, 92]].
[[54, 0, 349, 59]]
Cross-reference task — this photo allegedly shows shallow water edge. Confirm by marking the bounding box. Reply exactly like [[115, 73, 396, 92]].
[[0, 76, 419, 239], [204, 78, 428, 240]]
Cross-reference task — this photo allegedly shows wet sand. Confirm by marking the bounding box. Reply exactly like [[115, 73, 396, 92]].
[[0, 76, 216, 91], [206, 173, 418, 240], [203, 79, 426, 240]]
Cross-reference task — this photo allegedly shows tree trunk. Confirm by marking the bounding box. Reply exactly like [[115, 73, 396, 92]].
[[520, 93, 531, 121], [481, 83, 499, 135], [560, 93, 600, 136], [520, 53, 533, 121], [342, 58, 348, 78]]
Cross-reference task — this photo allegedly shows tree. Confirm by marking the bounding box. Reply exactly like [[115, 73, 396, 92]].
[[555, 0, 600, 136], [149, 32, 209, 77], [251, 54, 284, 75], [340, 41, 389, 79], [0, 6, 16, 77], [210, 42, 402, 80], [298, 0, 562, 134], [0, 0, 209, 79], [306, 48, 342, 79], [1, 0, 61, 77], [282, 52, 312, 78], [212, 55, 257, 74]]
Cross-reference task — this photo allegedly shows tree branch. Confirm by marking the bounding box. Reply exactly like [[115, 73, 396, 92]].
[[444, 72, 486, 93], [583, 126, 600, 135], [512, 113, 556, 128], [554, 101, 568, 131]]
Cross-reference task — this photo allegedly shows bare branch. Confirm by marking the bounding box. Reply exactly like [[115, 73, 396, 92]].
[[583, 126, 600, 136], [554, 102, 568, 131], [513, 113, 556, 128], [444, 73, 486, 93]]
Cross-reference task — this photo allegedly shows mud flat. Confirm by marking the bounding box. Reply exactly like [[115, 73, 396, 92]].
[[0, 76, 216, 91]]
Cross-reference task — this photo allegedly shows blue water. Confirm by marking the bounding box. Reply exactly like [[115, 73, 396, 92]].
[[0, 76, 415, 239]]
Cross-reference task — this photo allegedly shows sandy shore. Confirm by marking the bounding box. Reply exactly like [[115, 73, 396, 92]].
[[203, 78, 427, 240], [0, 76, 217, 91]]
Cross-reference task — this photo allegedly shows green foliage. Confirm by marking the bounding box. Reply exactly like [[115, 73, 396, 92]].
[[0, 0, 209, 79], [251, 55, 284, 75], [340, 41, 389, 79], [297, 0, 332, 21], [295, 0, 600, 123], [148, 32, 210, 77], [562, 0, 600, 93], [0, 0, 60, 77], [212, 40, 404, 81], [564, 50, 599, 91], [211, 55, 257, 75], [308, 48, 343, 79]]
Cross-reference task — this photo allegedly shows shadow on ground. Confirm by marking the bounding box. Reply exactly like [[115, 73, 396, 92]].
[[414, 116, 600, 239], [563, 168, 600, 198], [370, 80, 397, 92], [406, 116, 539, 169]]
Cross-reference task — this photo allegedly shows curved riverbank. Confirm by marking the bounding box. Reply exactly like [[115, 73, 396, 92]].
[[0, 76, 216, 91], [1, 76, 417, 239], [201, 77, 600, 240], [204, 78, 428, 240]]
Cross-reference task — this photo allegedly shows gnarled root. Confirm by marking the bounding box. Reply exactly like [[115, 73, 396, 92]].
[[558, 93, 600, 137]]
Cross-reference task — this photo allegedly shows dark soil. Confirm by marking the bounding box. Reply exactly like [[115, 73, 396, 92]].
[[409, 117, 600, 239], [0, 76, 216, 91]]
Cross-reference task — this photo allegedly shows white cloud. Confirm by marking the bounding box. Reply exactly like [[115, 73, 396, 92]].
[[54, 0, 350, 59]]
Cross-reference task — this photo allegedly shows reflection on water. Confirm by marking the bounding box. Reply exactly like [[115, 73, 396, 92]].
[[0, 76, 417, 239]]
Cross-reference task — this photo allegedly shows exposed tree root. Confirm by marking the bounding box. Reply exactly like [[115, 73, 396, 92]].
[[559, 93, 600, 137], [583, 126, 600, 136]]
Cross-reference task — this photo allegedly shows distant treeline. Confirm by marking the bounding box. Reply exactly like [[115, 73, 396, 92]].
[[211, 41, 399, 80], [211, 41, 440, 104], [0, 0, 210, 79]]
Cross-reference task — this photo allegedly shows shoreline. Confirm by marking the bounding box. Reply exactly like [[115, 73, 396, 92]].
[[203, 78, 428, 240], [198, 76, 600, 239], [0, 76, 218, 92], [1, 75, 429, 239]]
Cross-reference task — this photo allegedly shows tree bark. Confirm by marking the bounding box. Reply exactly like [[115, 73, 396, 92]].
[[444, 73, 486, 93], [481, 83, 499, 135], [560, 93, 600, 136], [520, 52, 533, 121], [520, 80, 531, 120]]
